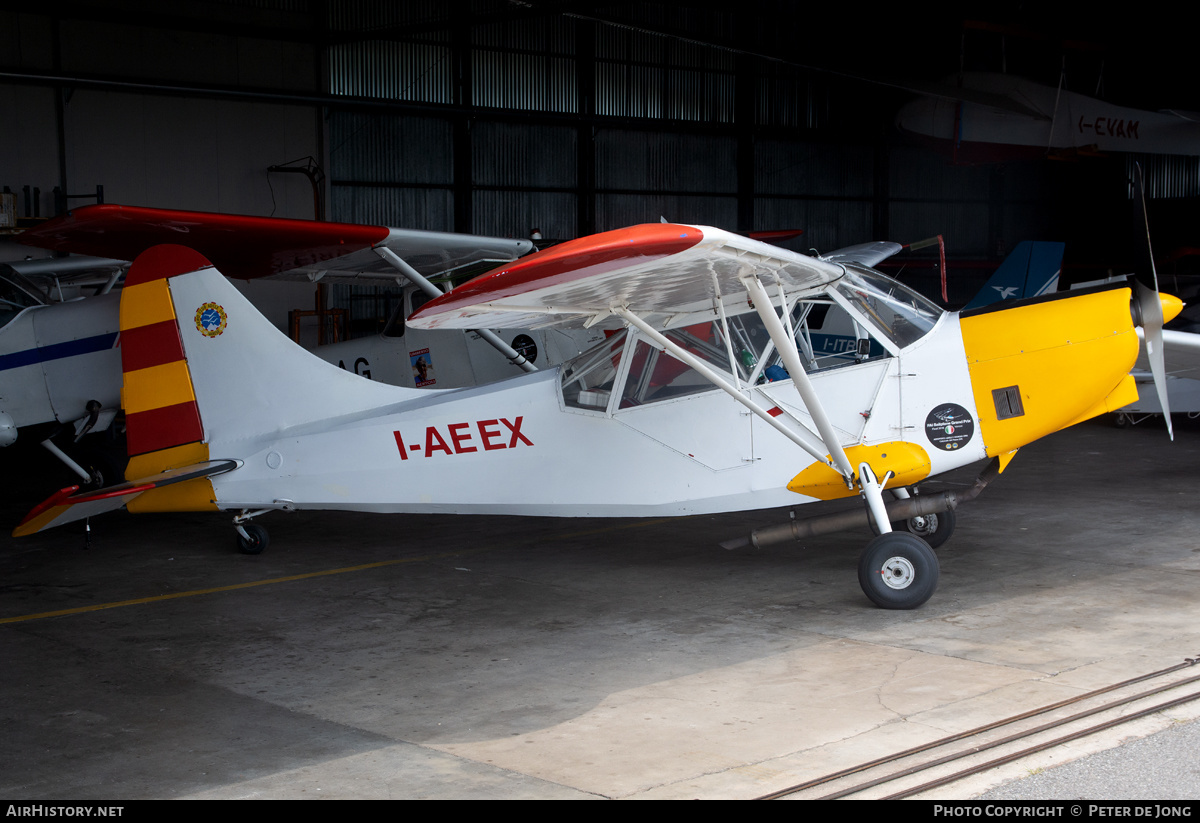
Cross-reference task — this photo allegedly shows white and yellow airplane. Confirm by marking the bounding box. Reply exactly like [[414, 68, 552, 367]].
[[12, 222, 1181, 609]]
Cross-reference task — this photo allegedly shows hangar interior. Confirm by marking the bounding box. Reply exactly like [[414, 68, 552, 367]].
[[3, 1, 1200, 801], [6, 2, 1200, 320]]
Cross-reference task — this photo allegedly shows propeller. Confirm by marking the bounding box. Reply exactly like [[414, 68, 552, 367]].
[[1133, 162, 1178, 440], [1134, 279, 1173, 440]]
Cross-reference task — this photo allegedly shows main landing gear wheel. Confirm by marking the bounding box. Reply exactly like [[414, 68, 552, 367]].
[[858, 532, 939, 610], [236, 522, 269, 555], [892, 508, 956, 549]]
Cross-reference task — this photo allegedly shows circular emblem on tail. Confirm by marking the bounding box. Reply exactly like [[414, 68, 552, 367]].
[[195, 302, 228, 337]]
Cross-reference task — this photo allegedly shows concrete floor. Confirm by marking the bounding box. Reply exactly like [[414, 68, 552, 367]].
[[2, 418, 1199, 799]]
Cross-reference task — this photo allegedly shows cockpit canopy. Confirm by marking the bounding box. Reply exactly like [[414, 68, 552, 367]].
[[560, 265, 943, 413]]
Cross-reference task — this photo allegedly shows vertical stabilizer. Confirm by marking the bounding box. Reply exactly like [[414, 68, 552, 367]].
[[119, 245, 220, 510], [963, 241, 1065, 310], [121, 244, 415, 503]]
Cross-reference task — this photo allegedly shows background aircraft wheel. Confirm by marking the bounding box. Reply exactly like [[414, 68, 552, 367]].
[[892, 508, 955, 549], [858, 532, 939, 610], [1113, 412, 1132, 428], [236, 522, 269, 555]]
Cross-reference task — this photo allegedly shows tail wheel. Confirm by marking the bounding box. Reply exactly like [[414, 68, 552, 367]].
[[858, 532, 939, 609], [236, 522, 269, 555], [892, 508, 956, 549]]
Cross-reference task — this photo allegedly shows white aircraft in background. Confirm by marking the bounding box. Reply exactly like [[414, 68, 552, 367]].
[[12, 221, 1183, 611], [896, 72, 1200, 163]]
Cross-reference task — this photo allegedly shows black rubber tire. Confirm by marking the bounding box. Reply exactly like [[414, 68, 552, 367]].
[[892, 508, 956, 549], [236, 522, 269, 555], [857, 531, 939, 609]]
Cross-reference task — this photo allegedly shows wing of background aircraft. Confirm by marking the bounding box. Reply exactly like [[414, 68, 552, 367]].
[[818, 241, 903, 268], [895, 73, 1200, 161], [18, 204, 533, 284]]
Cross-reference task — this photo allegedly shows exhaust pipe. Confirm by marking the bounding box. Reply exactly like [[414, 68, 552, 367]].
[[722, 457, 1001, 550]]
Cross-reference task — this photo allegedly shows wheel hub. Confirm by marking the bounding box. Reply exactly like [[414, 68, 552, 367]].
[[908, 513, 938, 537], [879, 556, 915, 589]]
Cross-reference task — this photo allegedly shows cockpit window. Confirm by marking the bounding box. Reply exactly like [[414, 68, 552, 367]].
[[561, 329, 629, 411], [560, 321, 751, 412], [0, 272, 48, 330], [833, 266, 940, 349], [558, 266, 943, 413], [618, 322, 741, 409]]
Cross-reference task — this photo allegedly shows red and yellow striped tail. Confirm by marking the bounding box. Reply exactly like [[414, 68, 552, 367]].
[[118, 244, 220, 512], [14, 244, 231, 536]]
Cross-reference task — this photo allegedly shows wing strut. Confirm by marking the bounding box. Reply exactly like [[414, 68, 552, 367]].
[[372, 246, 538, 373], [613, 307, 841, 472], [740, 274, 856, 482]]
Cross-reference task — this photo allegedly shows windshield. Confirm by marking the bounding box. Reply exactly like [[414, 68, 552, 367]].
[[833, 265, 941, 349]]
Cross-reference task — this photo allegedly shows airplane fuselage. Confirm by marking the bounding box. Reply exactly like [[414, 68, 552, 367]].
[[148, 267, 1139, 519]]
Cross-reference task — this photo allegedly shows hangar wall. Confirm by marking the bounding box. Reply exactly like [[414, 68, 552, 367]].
[[319, 8, 1052, 261], [0, 0, 1126, 327], [0, 7, 320, 223]]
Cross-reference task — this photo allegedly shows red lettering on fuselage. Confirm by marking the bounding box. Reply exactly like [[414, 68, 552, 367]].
[[478, 419, 505, 450], [425, 426, 453, 456], [448, 422, 477, 453], [393, 417, 533, 459], [501, 416, 533, 447]]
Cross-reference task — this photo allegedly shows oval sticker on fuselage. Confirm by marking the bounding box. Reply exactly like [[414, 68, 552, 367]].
[[925, 403, 974, 451]]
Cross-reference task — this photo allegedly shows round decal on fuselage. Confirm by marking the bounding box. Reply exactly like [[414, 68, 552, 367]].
[[195, 302, 228, 338], [925, 403, 974, 451], [511, 334, 538, 364]]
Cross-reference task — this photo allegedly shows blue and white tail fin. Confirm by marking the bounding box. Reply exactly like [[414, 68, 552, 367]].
[[963, 241, 1065, 310]]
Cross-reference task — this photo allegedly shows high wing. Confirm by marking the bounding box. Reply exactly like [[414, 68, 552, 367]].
[[408, 223, 846, 332], [18, 204, 533, 283]]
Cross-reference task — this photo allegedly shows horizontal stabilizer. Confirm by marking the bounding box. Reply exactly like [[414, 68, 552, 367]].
[[13, 460, 239, 537]]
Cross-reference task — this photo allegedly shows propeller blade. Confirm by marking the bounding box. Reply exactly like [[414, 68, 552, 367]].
[[1132, 161, 1176, 440], [1135, 280, 1173, 440]]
